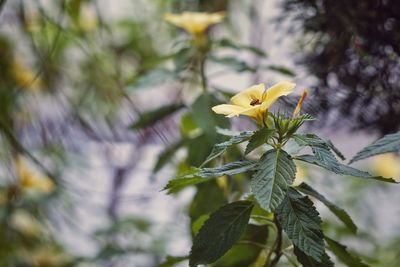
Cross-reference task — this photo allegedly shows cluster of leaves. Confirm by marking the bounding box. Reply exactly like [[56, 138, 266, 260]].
[[163, 113, 399, 267]]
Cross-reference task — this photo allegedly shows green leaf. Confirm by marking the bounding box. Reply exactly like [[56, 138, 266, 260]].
[[192, 214, 210, 236], [350, 132, 400, 163], [198, 160, 258, 177], [293, 133, 345, 160], [325, 236, 370, 267], [295, 155, 398, 183], [245, 128, 276, 155], [201, 131, 254, 166], [265, 65, 296, 77], [153, 139, 186, 173], [163, 177, 207, 194], [189, 201, 254, 267], [127, 68, 177, 91], [312, 146, 341, 173], [251, 149, 296, 211], [214, 224, 269, 267], [216, 38, 267, 57], [130, 103, 184, 129], [276, 188, 325, 261], [164, 161, 257, 194], [293, 246, 334, 267], [189, 180, 227, 222], [297, 182, 357, 234], [191, 93, 230, 143], [159, 255, 189, 267], [209, 56, 256, 72]]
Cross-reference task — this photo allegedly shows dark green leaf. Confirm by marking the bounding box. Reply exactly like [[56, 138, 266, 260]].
[[251, 149, 296, 211], [293, 133, 345, 160], [127, 68, 176, 91], [294, 246, 334, 267], [189, 201, 254, 267], [192, 93, 230, 143], [350, 132, 400, 163], [217, 38, 267, 57], [245, 128, 276, 155], [189, 181, 227, 222], [295, 155, 398, 183], [312, 146, 341, 173], [201, 131, 254, 166], [276, 188, 325, 261], [209, 56, 256, 72], [265, 65, 296, 77], [297, 182, 357, 233], [325, 236, 370, 267], [153, 139, 186, 173], [163, 177, 208, 194], [130, 103, 184, 129], [214, 224, 269, 267], [198, 160, 257, 178]]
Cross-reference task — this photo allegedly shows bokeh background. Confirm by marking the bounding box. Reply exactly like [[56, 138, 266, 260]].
[[0, 0, 399, 266]]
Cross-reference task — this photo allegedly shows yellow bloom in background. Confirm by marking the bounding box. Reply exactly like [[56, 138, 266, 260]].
[[16, 156, 55, 194], [165, 11, 225, 38], [212, 81, 296, 124], [371, 153, 400, 179], [11, 209, 42, 237], [292, 164, 307, 186], [12, 60, 42, 91]]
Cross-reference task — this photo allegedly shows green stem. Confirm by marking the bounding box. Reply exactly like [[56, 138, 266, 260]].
[[199, 55, 207, 92], [264, 215, 283, 267]]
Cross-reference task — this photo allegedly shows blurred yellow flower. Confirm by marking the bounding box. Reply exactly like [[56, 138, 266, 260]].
[[16, 156, 55, 194], [12, 60, 42, 91], [165, 11, 225, 38], [371, 153, 400, 179], [27, 246, 70, 267], [11, 210, 42, 237], [292, 164, 307, 186], [212, 81, 296, 124]]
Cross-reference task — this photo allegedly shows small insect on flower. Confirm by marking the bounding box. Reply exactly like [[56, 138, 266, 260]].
[[212, 81, 296, 125]]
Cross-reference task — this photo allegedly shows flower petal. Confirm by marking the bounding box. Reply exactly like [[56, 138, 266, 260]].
[[212, 104, 246, 116], [263, 81, 296, 108], [230, 83, 265, 107]]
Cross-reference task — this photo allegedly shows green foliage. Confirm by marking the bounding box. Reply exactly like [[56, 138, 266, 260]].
[[296, 155, 398, 183], [293, 133, 345, 160], [130, 103, 185, 129], [213, 224, 269, 267], [202, 131, 254, 166], [127, 68, 177, 91], [265, 65, 296, 77], [276, 188, 325, 261], [189, 201, 254, 267], [297, 182, 357, 233], [216, 38, 267, 57], [251, 149, 296, 211], [350, 132, 400, 163], [209, 56, 256, 72], [245, 128, 275, 155], [153, 138, 187, 173], [293, 247, 334, 267], [325, 236, 370, 267]]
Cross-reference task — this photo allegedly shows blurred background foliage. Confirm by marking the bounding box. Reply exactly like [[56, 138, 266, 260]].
[[0, 0, 399, 266]]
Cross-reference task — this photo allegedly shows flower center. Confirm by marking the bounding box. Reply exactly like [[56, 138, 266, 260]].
[[250, 99, 261, 106]]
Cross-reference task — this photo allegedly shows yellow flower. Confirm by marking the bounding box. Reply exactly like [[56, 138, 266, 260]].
[[16, 156, 55, 194], [371, 153, 400, 179], [12, 60, 42, 91], [212, 81, 296, 124], [165, 11, 225, 38], [11, 210, 42, 237]]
